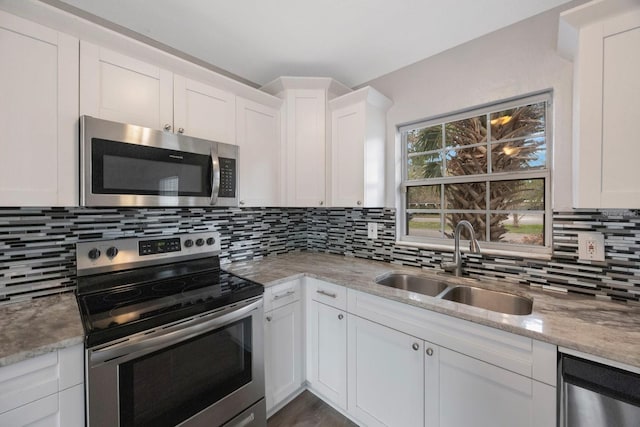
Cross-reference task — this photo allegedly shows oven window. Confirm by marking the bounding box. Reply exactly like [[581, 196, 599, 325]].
[[92, 138, 212, 197], [119, 318, 252, 427]]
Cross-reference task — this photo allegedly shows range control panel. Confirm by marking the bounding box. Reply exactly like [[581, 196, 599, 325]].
[[76, 231, 221, 276]]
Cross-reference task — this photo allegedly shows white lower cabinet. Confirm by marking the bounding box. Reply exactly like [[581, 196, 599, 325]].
[[347, 315, 424, 427], [430, 346, 555, 427], [306, 279, 347, 410], [0, 344, 84, 427], [264, 281, 304, 415]]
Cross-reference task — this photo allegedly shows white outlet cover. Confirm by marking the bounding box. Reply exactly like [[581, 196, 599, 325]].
[[578, 232, 605, 261], [367, 222, 378, 239]]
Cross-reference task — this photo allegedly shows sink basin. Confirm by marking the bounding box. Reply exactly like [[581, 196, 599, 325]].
[[440, 286, 533, 315], [376, 273, 449, 297]]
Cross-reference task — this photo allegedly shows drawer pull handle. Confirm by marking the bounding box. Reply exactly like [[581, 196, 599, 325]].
[[273, 290, 295, 300], [412, 343, 420, 351], [426, 347, 434, 356], [317, 290, 337, 298]]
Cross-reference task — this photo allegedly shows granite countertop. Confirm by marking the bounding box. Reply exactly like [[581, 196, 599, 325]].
[[0, 293, 84, 367], [226, 252, 640, 369], [3, 252, 639, 370]]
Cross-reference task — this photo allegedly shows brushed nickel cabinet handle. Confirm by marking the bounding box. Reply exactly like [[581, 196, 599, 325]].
[[426, 347, 434, 356], [317, 289, 337, 298], [412, 343, 420, 351], [163, 124, 172, 131], [273, 290, 295, 300], [177, 127, 185, 134], [266, 316, 272, 322], [338, 314, 344, 320]]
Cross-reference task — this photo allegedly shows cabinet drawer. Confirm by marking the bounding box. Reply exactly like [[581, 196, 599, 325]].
[[307, 278, 347, 311], [0, 351, 58, 414], [264, 279, 301, 312]]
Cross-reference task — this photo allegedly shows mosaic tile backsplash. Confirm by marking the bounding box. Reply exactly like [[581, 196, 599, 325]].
[[1, 207, 639, 305]]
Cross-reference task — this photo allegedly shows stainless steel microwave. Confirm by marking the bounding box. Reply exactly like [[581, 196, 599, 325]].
[[80, 116, 238, 207]]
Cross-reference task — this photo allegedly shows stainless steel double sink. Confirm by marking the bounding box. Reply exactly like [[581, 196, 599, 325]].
[[375, 273, 533, 316]]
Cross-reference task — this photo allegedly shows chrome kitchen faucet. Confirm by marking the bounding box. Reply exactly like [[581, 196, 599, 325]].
[[441, 220, 481, 276]]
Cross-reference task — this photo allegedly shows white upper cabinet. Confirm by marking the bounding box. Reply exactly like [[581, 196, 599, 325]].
[[236, 97, 282, 206], [559, 1, 640, 208], [81, 43, 237, 145], [0, 11, 78, 207], [329, 87, 391, 208], [80, 41, 173, 131], [174, 75, 236, 143], [285, 89, 328, 207], [261, 77, 352, 207]]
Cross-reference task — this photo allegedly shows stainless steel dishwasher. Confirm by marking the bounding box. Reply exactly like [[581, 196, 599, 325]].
[[560, 353, 640, 427]]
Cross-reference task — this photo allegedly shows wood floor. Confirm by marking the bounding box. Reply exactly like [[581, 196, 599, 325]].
[[267, 391, 358, 427]]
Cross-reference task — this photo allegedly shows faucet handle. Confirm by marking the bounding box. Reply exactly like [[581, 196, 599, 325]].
[[441, 262, 457, 272]]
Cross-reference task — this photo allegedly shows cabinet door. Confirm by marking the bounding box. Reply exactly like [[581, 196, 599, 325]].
[[331, 103, 365, 207], [0, 11, 78, 206], [264, 301, 303, 414], [348, 315, 424, 427], [307, 301, 347, 409], [236, 97, 281, 206], [285, 89, 326, 207], [174, 75, 236, 143], [80, 40, 173, 131], [573, 9, 640, 208], [432, 347, 547, 427]]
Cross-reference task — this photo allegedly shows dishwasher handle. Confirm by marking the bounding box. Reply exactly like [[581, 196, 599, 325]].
[[562, 354, 640, 406]]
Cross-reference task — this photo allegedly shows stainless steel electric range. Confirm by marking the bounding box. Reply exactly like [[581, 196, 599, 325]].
[[75, 231, 266, 427]]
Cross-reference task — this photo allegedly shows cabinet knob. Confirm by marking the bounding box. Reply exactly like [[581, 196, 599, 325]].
[[338, 314, 344, 320], [426, 347, 434, 356], [239, 200, 245, 205], [412, 343, 420, 351], [266, 316, 272, 322], [357, 200, 362, 206], [178, 127, 185, 134], [319, 201, 324, 206], [163, 124, 172, 131]]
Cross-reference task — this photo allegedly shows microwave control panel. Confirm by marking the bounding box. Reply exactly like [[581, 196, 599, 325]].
[[219, 157, 236, 198]]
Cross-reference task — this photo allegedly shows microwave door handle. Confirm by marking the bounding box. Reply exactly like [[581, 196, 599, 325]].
[[210, 150, 220, 205]]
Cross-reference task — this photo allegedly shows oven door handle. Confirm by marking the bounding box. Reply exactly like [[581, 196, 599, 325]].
[[210, 147, 221, 205], [90, 297, 262, 365]]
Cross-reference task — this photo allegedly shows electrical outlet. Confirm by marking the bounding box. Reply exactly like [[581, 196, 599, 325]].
[[578, 232, 605, 261], [367, 222, 378, 239]]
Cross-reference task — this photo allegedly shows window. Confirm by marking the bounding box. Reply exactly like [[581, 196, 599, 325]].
[[399, 93, 551, 254]]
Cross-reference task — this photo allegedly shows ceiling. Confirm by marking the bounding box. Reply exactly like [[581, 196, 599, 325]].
[[49, 0, 572, 88]]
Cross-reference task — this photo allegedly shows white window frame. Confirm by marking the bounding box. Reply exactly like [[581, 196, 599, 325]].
[[397, 92, 553, 255]]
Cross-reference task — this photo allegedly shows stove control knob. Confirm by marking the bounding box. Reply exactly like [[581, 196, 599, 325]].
[[206, 237, 215, 246], [184, 239, 194, 248], [88, 248, 101, 260], [106, 247, 118, 258], [196, 238, 205, 247]]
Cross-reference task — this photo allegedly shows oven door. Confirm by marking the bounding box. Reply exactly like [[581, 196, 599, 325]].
[[80, 115, 221, 207], [86, 297, 265, 427]]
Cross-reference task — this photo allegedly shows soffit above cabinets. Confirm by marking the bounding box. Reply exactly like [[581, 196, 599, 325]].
[[44, 0, 573, 88]]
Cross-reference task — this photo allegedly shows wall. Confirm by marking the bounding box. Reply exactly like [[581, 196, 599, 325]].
[[362, 1, 585, 210], [2, 207, 639, 305], [0, 207, 306, 305]]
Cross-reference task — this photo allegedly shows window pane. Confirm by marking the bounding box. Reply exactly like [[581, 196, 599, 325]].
[[445, 213, 486, 241], [408, 153, 443, 179], [407, 213, 442, 238], [491, 138, 546, 172], [490, 214, 544, 246], [445, 116, 488, 147], [490, 102, 545, 141], [445, 146, 487, 176], [489, 179, 544, 210], [407, 125, 442, 154], [444, 182, 486, 209], [407, 185, 441, 209]]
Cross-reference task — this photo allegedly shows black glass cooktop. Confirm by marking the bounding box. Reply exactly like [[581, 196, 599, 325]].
[[77, 257, 263, 347]]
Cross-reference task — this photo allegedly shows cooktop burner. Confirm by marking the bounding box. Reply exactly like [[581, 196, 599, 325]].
[[75, 232, 264, 347]]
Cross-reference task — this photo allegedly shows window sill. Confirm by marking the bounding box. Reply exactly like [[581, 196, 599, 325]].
[[394, 239, 553, 261]]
